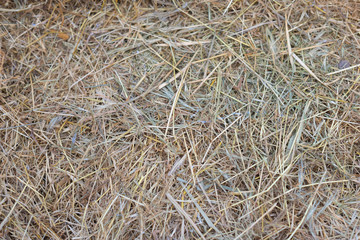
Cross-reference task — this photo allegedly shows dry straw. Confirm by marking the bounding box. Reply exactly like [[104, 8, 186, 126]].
[[0, 0, 359, 239]]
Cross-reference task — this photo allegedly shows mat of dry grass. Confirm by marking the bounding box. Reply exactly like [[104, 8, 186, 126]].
[[0, 0, 359, 239]]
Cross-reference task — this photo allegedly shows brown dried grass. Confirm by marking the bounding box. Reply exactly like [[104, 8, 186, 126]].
[[0, 0, 359, 239]]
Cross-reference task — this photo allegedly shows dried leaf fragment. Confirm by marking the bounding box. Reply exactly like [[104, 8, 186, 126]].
[[57, 32, 70, 41], [338, 59, 350, 69]]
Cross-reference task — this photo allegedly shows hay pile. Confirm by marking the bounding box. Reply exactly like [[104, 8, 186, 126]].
[[0, 0, 359, 239]]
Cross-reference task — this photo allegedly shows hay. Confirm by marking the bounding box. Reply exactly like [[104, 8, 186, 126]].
[[0, 0, 359, 239]]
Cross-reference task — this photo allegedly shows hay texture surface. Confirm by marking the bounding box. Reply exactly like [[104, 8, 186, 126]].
[[0, 0, 359, 239]]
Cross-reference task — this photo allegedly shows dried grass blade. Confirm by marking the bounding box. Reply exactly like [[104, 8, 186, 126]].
[[166, 193, 206, 240]]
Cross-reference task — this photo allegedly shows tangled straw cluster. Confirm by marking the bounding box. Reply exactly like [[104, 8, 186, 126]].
[[0, 0, 359, 239]]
